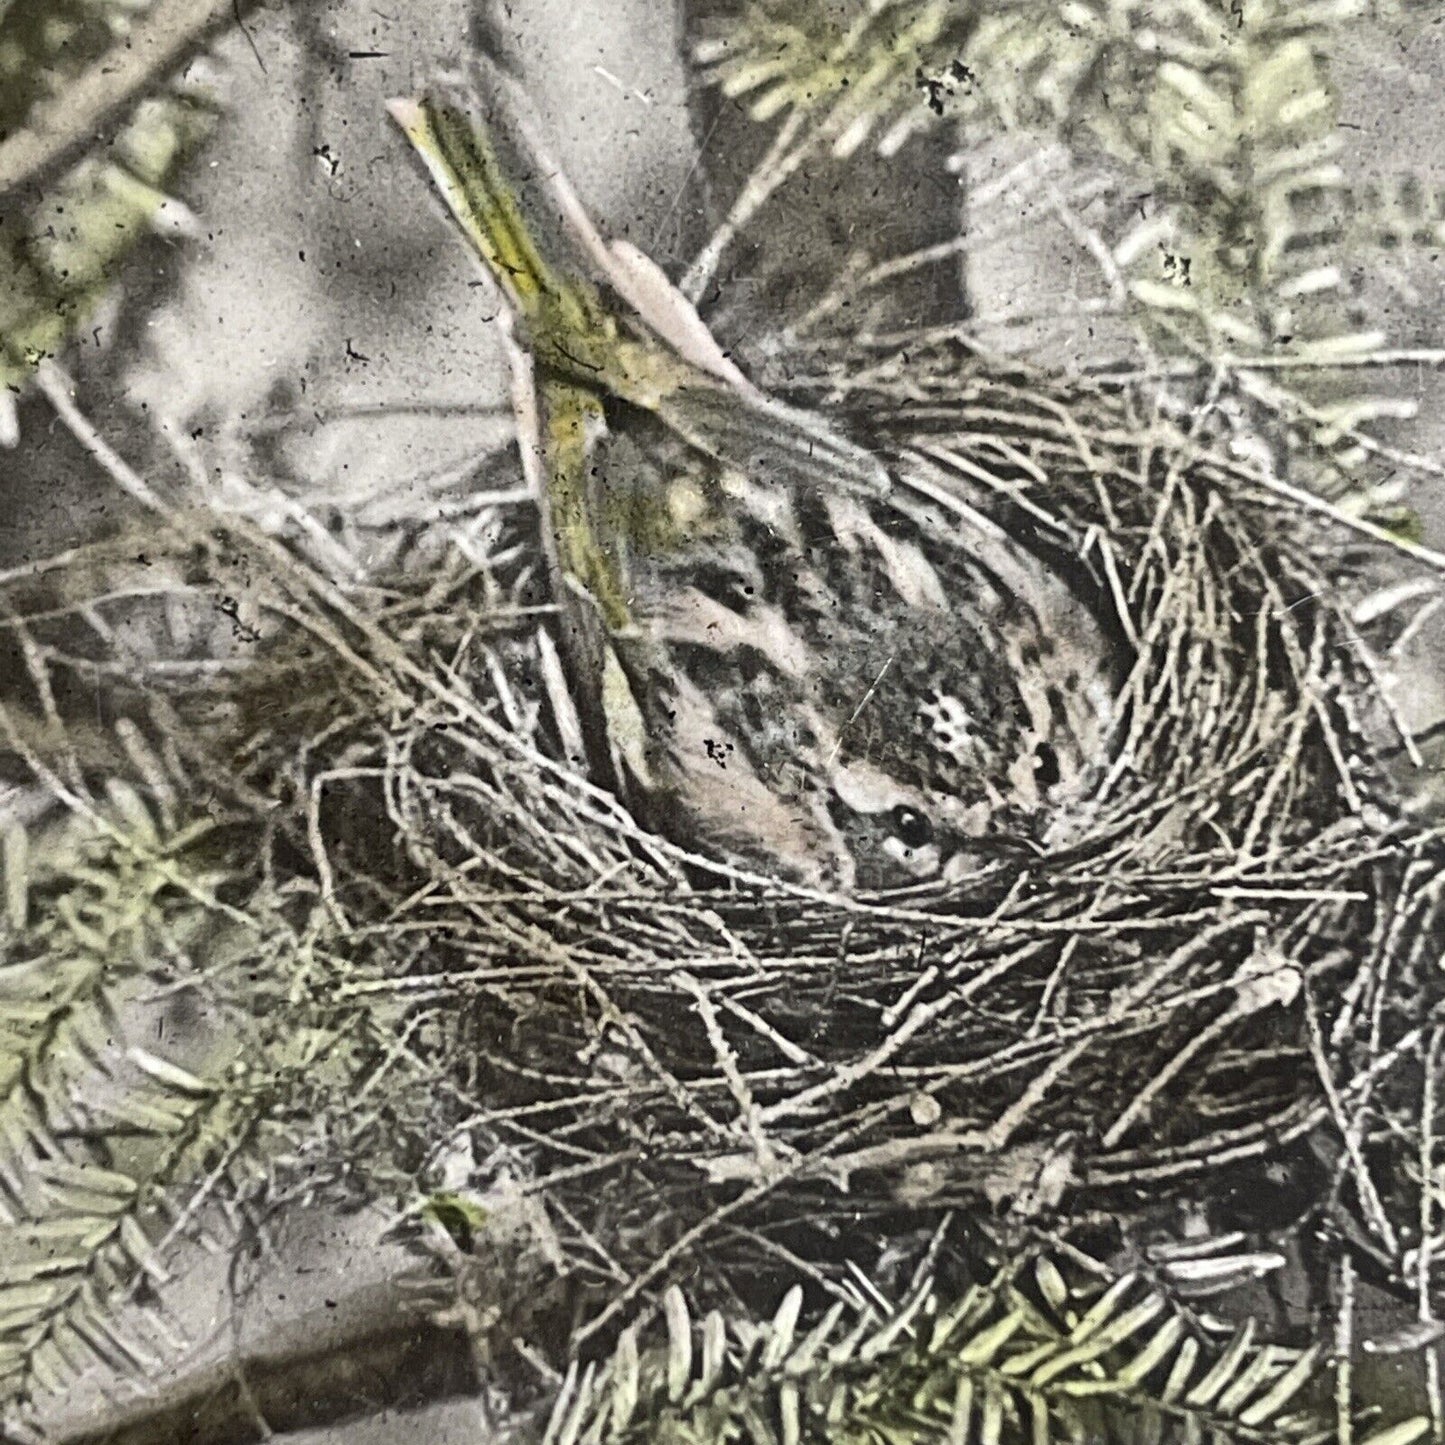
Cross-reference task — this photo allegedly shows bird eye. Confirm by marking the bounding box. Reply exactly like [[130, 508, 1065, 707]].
[[889, 804, 934, 849]]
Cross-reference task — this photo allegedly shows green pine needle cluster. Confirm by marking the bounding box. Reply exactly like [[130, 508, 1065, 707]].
[[0, 0, 216, 409], [0, 781, 240, 1406], [544, 1253, 1424, 1445], [695, 0, 1437, 501]]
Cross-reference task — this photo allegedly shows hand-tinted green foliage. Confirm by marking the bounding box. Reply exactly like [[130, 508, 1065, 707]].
[[545, 1256, 1425, 1445], [694, 0, 1360, 335], [0, 0, 215, 398], [695, 0, 1437, 495]]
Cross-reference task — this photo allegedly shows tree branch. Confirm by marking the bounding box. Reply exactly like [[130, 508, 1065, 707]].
[[48, 1282, 479, 1445], [0, 0, 264, 204]]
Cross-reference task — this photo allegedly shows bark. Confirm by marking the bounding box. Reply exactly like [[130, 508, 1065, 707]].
[[48, 1285, 478, 1445]]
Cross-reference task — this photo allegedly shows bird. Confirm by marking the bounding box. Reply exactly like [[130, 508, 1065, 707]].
[[388, 66, 1113, 893]]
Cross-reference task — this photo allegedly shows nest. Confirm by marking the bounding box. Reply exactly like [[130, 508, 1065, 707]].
[[3, 342, 1443, 1361]]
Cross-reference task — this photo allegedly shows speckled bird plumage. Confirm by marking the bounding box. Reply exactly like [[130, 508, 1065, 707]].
[[391, 68, 1113, 892]]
